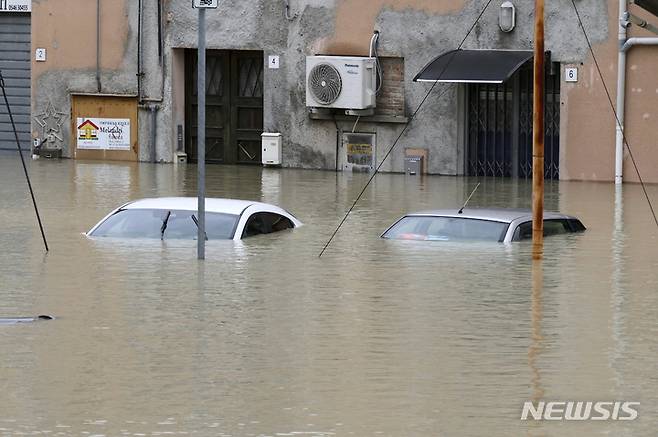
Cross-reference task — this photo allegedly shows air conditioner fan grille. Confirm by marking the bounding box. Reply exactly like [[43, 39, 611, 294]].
[[309, 63, 342, 105]]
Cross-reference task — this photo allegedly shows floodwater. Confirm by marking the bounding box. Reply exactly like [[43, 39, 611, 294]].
[[0, 152, 657, 437]]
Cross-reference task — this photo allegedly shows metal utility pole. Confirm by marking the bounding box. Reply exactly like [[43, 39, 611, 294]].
[[532, 0, 545, 261], [197, 5, 207, 260]]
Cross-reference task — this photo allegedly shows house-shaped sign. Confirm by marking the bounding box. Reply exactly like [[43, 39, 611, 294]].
[[78, 119, 99, 140]]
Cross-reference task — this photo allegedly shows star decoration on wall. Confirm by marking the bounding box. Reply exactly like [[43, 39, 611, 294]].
[[34, 101, 67, 142]]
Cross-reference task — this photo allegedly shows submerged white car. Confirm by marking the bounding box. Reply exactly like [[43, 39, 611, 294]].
[[381, 208, 586, 243], [87, 197, 302, 241]]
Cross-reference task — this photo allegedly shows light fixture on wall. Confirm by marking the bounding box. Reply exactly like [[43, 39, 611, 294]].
[[499, 1, 516, 33]]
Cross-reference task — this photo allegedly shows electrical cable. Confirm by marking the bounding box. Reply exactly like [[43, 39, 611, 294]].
[[370, 31, 384, 95], [0, 71, 49, 252], [319, 0, 496, 257], [351, 116, 360, 133], [333, 115, 341, 171], [570, 0, 658, 227]]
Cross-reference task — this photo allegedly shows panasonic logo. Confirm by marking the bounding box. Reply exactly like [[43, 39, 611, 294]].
[[345, 64, 360, 68], [521, 401, 640, 421]]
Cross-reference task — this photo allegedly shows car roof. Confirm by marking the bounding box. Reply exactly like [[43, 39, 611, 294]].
[[405, 208, 576, 223], [123, 197, 277, 215]]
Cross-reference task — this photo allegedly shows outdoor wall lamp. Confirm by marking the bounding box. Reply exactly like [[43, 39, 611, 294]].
[[499, 1, 516, 33]]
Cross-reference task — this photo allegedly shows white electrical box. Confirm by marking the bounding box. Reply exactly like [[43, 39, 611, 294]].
[[262, 132, 282, 165]]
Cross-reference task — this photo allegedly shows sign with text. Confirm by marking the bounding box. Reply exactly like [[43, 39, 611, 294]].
[[77, 118, 131, 150], [0, 0, 31, 12], [193, 0, 218, 8]]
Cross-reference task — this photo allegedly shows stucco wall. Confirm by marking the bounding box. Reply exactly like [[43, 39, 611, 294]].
[[623, 42, 658, 184], [163, 0, 611, 175], [30, 0, 657, 181], [560, 1, 658, 183], [31, 0, 138, 155]]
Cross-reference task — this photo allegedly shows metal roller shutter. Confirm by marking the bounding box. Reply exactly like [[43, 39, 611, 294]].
[[0, 13, 30, 151]]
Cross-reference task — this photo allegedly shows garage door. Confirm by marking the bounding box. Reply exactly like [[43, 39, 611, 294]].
[[0, 13, 30, 151]]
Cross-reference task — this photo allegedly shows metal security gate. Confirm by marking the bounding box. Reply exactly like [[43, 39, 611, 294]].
[[467, 63, 560, 179], [0, 13, 30, 151], [185, 50, 264, 164]]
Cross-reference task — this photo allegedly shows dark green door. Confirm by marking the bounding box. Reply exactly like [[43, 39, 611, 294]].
[[466, 62, 560, 179], [186, 50, 263, 164]]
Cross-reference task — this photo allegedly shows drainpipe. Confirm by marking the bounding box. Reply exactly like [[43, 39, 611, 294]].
[[137, 0, 167, 164], [148, 104, 158, 163], [137, 0, 144, 102], [96, 0, 102, 93], [615, 2, 658, 184], [623, 36, 658, 48], [615, 0, 628, 185]]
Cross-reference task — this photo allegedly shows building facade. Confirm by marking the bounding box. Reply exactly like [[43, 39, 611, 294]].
[[0, 0, 655, 182]]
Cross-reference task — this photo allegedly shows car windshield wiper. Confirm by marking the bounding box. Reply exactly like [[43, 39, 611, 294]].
[[191, 214, 208, 241], [160, 211, 171, 240]]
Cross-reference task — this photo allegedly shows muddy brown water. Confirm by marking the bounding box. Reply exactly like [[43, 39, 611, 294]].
[[0, 154, 657, 436]]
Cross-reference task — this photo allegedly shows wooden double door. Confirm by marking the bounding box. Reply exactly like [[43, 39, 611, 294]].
[[186, 50, 264, 164]]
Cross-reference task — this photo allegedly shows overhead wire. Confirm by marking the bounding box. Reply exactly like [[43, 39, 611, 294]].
[[318, 0, 496, 257], [0, 71, 49, 252]]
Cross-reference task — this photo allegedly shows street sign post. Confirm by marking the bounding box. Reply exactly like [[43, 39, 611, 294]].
[[195, 2, 217, 259], [193, 0, 218, 8], [196, 0, 218, 259]]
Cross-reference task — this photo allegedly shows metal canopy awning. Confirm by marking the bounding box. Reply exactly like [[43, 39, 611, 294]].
[[413, 49, 533, 84]]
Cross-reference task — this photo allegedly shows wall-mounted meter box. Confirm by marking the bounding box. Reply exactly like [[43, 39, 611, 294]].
[[262, 132, 282, 165]]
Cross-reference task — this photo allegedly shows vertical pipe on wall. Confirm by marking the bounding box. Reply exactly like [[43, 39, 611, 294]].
[[149, 105, 158, 163], [158, 0, 163, 66], [615, 0, 628, 185], [511, 75, 520, 178], [137, 0, 144, 102], [96, 0, 102, 92], [333, 116, 341, 171], [159, 0, 165, 100]]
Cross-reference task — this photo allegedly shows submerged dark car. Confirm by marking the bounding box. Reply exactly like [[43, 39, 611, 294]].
[[381, 208, 586, 243]]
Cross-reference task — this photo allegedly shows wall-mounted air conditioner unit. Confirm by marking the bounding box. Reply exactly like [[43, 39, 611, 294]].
[[306, 56, 377, 110]]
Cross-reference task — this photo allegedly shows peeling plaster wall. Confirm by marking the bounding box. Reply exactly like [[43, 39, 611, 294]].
[[163, 0, 612, 176], [31, 0, 136, 156], [31, 0, 657, 181]]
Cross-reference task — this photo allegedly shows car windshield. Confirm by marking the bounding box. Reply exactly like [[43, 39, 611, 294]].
[[382, 216, 509, 242], [89, 209, 239, 240]]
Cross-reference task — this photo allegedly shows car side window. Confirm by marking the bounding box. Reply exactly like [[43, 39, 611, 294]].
[[513, 219, 572, 241], [242, 212, 294, 238], [568, 218, 587, 232], [543, 219, 570, 236]]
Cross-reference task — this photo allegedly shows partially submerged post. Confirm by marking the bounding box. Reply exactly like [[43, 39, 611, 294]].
[[194, 0, 219, 260], [532, 0, 545, 260]]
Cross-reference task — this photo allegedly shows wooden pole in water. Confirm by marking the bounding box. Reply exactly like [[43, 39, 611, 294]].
[[532, 0, 545, 260]]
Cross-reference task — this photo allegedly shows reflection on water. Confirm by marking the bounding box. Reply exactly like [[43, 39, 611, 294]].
[[0, 153, 657, 436]]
